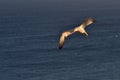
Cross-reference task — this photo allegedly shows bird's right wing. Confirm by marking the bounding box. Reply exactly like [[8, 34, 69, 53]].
[[80, 18, 95, 29]]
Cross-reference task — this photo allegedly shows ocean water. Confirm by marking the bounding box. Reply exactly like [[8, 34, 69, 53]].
[[0, 3, 120, 80]]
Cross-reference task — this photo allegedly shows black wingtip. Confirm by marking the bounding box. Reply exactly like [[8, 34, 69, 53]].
[[59, 44, 63, 49], [59, 46, 62, 50]]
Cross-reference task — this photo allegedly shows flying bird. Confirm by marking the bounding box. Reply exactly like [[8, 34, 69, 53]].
[[59, 18, 96, 49]]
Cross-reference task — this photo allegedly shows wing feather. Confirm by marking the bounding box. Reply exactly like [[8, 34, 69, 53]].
[[80, 18, 95, 29], [59, 29, 73, 49], [59, 34, 65, 49]]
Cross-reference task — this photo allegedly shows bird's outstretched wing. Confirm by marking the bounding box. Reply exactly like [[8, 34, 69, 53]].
[[59, 34, 65, 49], [80, 18, 96, 29], [59, 29, 73, 49]]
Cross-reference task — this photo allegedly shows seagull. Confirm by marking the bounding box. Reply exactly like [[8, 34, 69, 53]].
[[59, 18, 96, 49]]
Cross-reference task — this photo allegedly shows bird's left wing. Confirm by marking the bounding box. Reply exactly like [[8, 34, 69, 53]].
[[59, 33, 66, 49], [59, 29, 73, 49]]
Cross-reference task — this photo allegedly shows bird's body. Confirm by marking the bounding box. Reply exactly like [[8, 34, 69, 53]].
[[59, 18, 96, 49]]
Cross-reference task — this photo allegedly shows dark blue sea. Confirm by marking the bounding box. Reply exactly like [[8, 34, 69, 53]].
[[0, 1, 120, 80]]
